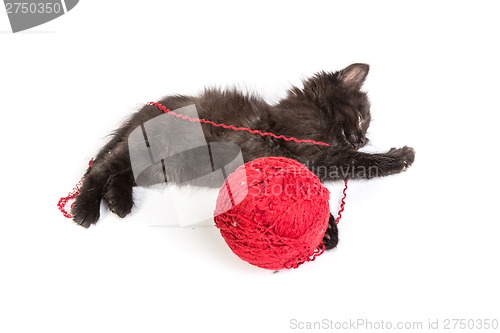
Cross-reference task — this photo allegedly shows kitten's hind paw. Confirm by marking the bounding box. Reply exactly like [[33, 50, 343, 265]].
[[105, 195, 133, 218], [323, 214, 339, 250], [104, 174, 134, 219], [71, 196, 101, 228]]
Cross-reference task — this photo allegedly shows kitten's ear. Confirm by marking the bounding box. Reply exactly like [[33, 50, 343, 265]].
[[339, 63, 369, 90]]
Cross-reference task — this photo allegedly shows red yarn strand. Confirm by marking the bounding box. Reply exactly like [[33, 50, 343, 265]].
[[148, 101, 331, 147], [57, 159, 93, 218], [335, 179, 349, 224]]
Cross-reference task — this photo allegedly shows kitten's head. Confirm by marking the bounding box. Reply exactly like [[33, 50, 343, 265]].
[[282, 64, 371, 149], [298, 63, 372, 149]]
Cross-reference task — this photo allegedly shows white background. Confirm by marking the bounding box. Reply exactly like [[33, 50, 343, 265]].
[[1, 1, 499, 332]]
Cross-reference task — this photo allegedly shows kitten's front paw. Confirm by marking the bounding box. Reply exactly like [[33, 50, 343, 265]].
[[71, 195, 101, 228], [387, 146, 415, 171]]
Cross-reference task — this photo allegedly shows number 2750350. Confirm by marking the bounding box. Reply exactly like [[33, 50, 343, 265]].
[[5, 2, 62, 14]]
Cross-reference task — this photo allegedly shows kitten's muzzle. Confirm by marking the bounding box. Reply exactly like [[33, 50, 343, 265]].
[[348, 134, 367, 148]]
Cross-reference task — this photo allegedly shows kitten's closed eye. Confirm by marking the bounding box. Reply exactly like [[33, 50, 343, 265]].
[[340, 110, 369, 148], [358, 113, 370, 131]]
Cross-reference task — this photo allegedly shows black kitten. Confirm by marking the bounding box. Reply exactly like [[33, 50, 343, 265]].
[[71, 63, 415, 249]]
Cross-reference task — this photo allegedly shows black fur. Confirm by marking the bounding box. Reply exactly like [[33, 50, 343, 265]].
[[71, 64, 415, 250]]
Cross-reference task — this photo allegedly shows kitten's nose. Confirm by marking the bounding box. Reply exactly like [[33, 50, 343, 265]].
[[349, 134, 365, 148]]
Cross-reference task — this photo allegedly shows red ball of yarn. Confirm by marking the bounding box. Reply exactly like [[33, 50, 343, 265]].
[[214, 157, 330, 270]]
